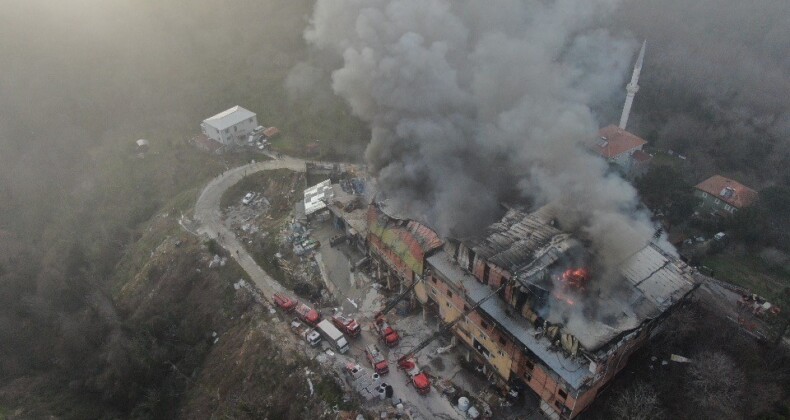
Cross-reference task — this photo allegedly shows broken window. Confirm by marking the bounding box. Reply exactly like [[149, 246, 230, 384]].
[[525, 359, 534, 371], [480, 320, 489, 330], [499, 336, 506, 346], [463, 304, 469, 311], [473, 338, 491, 359], [558, 389, 567, 399], [447, 290, 453, 298], [431, 276, 437, 284], [483, 263, 490, 284], [555, 400, 562, 409]]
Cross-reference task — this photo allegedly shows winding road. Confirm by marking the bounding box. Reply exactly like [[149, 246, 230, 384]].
[[192, 153, 466, 420], [193, 154, 305, 297]]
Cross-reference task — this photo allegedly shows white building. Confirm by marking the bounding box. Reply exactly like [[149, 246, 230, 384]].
[[201, 106, 258, 145]]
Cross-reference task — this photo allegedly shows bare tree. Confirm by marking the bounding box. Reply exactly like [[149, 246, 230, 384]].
[[610, 381, 665, 420], [688, 351, 746, 418]]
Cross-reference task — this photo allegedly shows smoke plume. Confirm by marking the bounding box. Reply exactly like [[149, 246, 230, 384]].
[[298, 0, 654, 269], [612, 0, 790, 184]]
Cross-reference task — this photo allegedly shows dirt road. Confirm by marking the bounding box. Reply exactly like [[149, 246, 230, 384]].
[[193, 155, 305, 297]]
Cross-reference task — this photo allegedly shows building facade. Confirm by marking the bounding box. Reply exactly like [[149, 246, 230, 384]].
[[367, 204, 697, 419], [201, 106, 258, 145]]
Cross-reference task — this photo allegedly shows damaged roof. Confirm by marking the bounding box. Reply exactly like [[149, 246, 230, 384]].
[[368, 204, 444, 274], [429, 205, 696, 386], [466, 207, 567, 272], [327, 184, 368, 237], [428, 251, 594, 390]]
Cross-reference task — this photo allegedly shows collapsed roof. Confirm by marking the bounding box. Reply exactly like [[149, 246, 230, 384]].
[[432, 206, 696, 388]]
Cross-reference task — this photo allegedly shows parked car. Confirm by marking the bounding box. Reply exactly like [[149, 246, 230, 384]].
[[242, 192, 254, 205]]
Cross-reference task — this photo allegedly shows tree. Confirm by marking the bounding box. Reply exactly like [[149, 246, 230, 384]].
[[688, 351, 746, 419], [610, 381, 664, 420], [635, 165, 698, 225], [727, 185, 790, 251]]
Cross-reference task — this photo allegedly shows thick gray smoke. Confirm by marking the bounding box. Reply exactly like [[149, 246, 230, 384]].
[[298, 0, 654, 269], [612, 0, 790, 184]]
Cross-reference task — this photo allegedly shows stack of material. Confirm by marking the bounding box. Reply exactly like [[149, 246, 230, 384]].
[[349, 366, 380, 401]]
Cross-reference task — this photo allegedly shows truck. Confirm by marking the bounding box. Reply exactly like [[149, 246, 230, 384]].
[[365, 344, 389, 375], [331, 313, 361, 337], [290, 318, 321, 347], [316, 319, 349, 354], [273, 293, 297, 312], [398, 357, 430, 395], [294, 303, 321, 326], [373, 315, 400, 347]]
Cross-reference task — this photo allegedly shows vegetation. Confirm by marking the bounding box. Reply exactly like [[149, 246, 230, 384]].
[[591, 305, 790, 420], [0, 1, 366, 417], [635, 164, 699, 226]]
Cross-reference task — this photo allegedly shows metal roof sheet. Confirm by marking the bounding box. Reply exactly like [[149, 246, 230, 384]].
[[304, 179, 333, 215], [202, 106, 256, 131]]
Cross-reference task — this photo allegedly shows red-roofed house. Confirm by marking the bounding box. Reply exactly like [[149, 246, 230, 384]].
[[694, 175, 758, 215], [594, 125, 651, 177]]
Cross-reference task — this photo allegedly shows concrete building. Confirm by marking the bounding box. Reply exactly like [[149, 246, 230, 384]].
[[694, 175, 758, 216], [201, 106, 258, 145], [366, 204, 697, 419]]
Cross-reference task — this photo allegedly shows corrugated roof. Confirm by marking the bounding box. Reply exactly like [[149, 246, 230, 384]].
[[368, 204, 443, 275], [202, 106, 256, 131], [694, 175, 758, 209], [466, 207, 564, 272], [595, 125, 647, 159]]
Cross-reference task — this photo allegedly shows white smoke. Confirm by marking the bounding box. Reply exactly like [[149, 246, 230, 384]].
[[297, 0, 656, 269]]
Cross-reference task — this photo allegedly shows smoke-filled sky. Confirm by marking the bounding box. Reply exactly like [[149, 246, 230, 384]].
[[613, 0, 790, 183], [295, 0, 656, 269]]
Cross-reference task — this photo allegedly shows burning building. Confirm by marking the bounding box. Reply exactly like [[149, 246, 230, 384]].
[[367, 204, 697, 419]]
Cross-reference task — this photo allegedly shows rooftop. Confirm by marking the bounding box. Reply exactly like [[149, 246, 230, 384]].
[[594, 125, 647, 159], [368, 203, 444, 272], [202, 106, 256, 131], [694, 175, 758, 209], [465, 206, 568, 273], [326, 183, 368, 237]]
